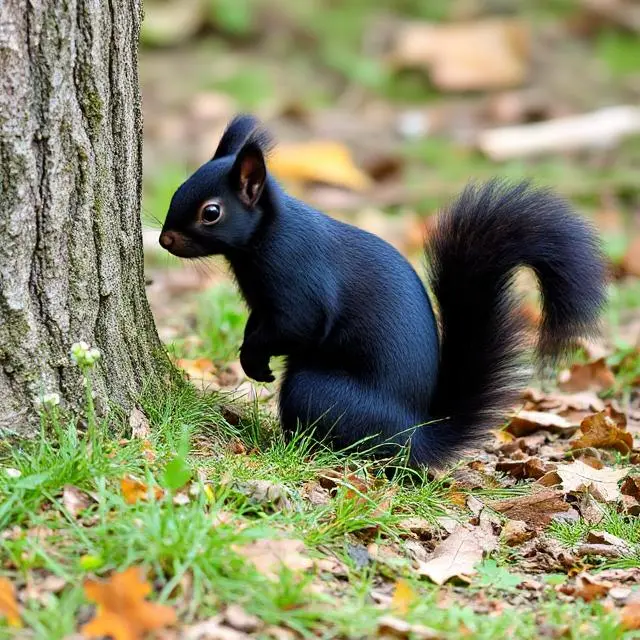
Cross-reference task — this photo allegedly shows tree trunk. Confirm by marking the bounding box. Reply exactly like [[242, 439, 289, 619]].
[[0, 0, 170, 436]]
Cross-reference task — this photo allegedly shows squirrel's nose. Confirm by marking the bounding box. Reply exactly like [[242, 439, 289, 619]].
[[159, 231, 175, 248]]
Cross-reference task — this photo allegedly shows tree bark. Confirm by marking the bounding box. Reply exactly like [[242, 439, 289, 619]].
[[0, 0, 170, 436]]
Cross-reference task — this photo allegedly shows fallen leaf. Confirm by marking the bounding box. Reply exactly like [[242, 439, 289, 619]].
[[81, 566, 176, 640], [390, 18, 531, 91], [268, 142, 372, 192], [231, 480, 293, 512], [621, 601, 640, 630], [558, 358, 616, 393], [398, 517, 433, 539], [555, 460, 629, 502], [390, 579, 417, 616], [586, 530, 632, 552], [120, 475, 164, 505], [416, 524, 498, 585], [129, 407, 151, 439], [621, 476, 640, 500], [301, 481, 332, 507], [496, 457, 550, 480], [570, 412, 632, 455], [234, 538, 314, 581], [501, 519, 534, 546], [0, 577, 21, 628], [507, 410, 579, 437], [376, 615, 440, 639], [489, 490, 570, 529], [63, 484, 93, 517], [557, 572, 611, 602]]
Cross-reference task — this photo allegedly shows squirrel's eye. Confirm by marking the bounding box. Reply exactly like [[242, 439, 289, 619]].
[[201, 202, 222, 225]]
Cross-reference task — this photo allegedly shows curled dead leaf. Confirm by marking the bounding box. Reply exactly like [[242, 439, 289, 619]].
[[570, 412, 632, 455], [501, 519, 534, 546], [557, 572, 611, 602], [507, 410, 578, 437], [558, 358, 616, 393]]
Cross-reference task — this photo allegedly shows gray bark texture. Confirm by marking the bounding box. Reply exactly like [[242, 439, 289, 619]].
[[0, 0, 170, 436]]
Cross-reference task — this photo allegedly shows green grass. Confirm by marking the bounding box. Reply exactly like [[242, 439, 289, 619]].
[[2, 342, 638, 637]]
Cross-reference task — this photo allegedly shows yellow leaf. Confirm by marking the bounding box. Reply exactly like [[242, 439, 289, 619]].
[[81, 567, 176, 640], [120, 475, 164, 505], [390, 579, 417, 615], [268, 142, 372, 192], [0, 577, 22, 628]]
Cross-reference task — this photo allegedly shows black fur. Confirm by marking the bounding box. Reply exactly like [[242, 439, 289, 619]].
[[160, 116, 606, 467]]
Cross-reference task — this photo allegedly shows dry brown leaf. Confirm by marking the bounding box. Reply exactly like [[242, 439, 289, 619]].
[[501, 519, 534, 546], [621, 601, 640, 630], [507, 410, 578, 437], [398, 517, 433, 539], [489, 490, 569, 529], [570, 412, 633, 455], [301, 481, 332, 507], [557, 572, 611, 602], [558, 358, 616, 393], [415, 524, 497, 585], [268, 142, 372, 192], [81, 566, 176, 640], [586, 530, 632, 553], [0, 577, 21, 628], [496, 457, 550, 480], [120, 475, 164, 505], [390, 18, 530, 91], [377, 615, 441, 639], [231, 480, 293, 512], [390, 579, 417, 616], [234, 538, 314, 581], [555, 460, 629, 502], [621, 476, 640, 500], [62, 484, 93, 517]]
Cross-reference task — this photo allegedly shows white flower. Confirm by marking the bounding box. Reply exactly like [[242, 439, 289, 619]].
[[42, 392, 61, 407], [70, 342, 101, 367], [5, 468, 21, 479]]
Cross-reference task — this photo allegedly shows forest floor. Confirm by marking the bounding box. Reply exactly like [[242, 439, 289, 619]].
[[2, 0, 640, 638]]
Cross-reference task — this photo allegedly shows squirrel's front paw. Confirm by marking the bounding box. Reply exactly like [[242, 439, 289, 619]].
[[240, 349, 275, 383]]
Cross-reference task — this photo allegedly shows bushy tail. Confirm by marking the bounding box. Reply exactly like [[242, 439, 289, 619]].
[[412, 180, 607, 466]]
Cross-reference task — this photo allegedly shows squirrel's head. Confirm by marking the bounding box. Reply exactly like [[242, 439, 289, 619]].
[[160, 116, 272, 258]]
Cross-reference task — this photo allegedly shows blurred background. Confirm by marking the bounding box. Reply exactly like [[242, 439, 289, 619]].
[[139, 0, 640, 391]]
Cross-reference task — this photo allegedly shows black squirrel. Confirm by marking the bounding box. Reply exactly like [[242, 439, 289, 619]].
[[160, 114, 606, 466]]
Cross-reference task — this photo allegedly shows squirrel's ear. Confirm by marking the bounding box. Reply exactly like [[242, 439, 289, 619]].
[[230, 143, 266, 208]]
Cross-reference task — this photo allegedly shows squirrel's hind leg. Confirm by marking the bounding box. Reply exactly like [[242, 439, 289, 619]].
[[279, 367, 418, 460]]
